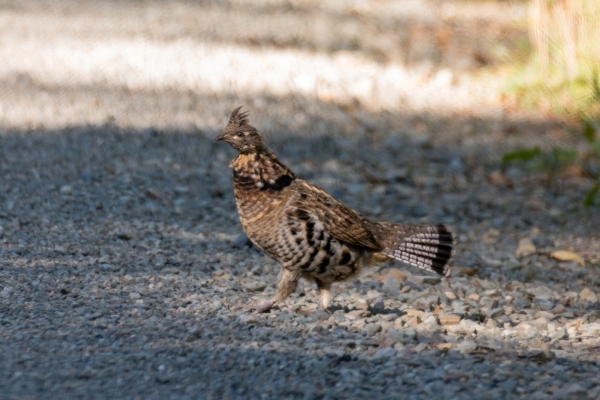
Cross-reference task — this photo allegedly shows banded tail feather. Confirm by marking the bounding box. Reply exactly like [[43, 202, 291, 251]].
[[382, 224, 455, 276]]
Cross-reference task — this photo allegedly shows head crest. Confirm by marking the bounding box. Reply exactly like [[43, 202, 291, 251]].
[[228, 106, 250, 128]]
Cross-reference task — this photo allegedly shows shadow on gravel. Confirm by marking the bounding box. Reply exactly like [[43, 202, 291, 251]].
[[0, 303, 599, 399], [1, 105, 600, 398]]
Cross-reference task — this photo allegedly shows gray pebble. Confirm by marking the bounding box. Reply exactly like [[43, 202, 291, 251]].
[[459, 340, 477, 354], [232, 233, 253, 248], [372, 347, 397, 359], [364, 323, 382, 337]]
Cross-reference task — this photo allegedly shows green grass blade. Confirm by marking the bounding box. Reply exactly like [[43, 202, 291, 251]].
[[583, 182, 600, 207], [501, 147, 541, 164]]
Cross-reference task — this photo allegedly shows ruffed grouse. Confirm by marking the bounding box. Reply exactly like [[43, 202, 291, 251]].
[[216, 107, 454, 313]]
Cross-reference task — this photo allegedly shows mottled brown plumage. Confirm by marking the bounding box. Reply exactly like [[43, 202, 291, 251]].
[[216, 107, 455, 313]]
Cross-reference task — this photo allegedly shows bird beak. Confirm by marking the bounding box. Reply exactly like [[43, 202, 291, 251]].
[[215, 134, 224, 141]]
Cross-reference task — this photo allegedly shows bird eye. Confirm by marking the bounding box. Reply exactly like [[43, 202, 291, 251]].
[[236, 132, 244, 137]]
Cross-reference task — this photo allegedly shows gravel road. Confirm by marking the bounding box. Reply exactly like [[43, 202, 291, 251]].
[[1, 1, 600, 399]]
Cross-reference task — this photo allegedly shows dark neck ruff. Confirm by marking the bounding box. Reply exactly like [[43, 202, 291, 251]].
[[231, 150, 296, 192]]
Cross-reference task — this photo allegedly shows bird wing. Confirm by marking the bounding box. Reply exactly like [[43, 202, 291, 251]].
[[288, 180, 383, 251]]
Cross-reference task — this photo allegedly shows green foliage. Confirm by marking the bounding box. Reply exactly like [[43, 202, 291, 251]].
[[502, 115, 600, 207], [502, 1, 600, 206], [583, 183, 600, 207], [505, 0, 600, 119], [501, 147, 540, 164]]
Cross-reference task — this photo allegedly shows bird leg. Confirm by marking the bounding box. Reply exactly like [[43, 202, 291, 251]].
[[316, 279, 333, 313], [253, 268, 300, 313]]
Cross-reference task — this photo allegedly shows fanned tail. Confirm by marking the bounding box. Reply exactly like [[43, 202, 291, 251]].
[[381, 224, 455, 276]]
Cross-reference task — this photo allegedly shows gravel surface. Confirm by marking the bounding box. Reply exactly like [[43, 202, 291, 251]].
[[2, 1, 600, 399]]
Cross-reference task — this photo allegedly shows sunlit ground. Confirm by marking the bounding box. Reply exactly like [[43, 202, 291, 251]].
[[0, 0, 526, 130]]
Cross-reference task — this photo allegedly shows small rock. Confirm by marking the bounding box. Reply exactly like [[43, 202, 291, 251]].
[[447, 319, 479, 335], [578, 323, 600, 337], [481, 228, 500, 244], [382, 276, 401, 293], [443, 291, 457, 300], [241, 279, 267, 292], [438, 314, 461, 326], [551, 304, 566, 314], [239, 314, 258, 324], [482, 258, 503, 267], [421, 276, 441, 285], [418, 316, 442, 333], [535, 311, 556, 321], [311, 324, 330, 334], [485, 308, 504, 319], [116, 231, 133, 241], [129, 292, 141, 300], [360, 338, 379, 347], [366, 290, 383, 301], [531, 317, 549, 331], [513, 297, 531, 308], [312, 310, 329, 321], [346, 310, 371, 319], [531, 236, 553, 249], [145, 189, 160, 200], [387, 268, 407, 282], [548, 328, 566, 340], [535, 299, 555, 311], [459, 340, 477, 354], [480, 297, 498, 309], [515, 238, 536, 258], [393, 342, 405, 351], [402, 327, 417, 341], [233, 233, 252, 248], [60, 185, 73, 195], [411, 343, 427, 354], [156, 372, 174, 384], [1, 287, 13, 298], [372, 347, 397, 359], [553, 383, 586, 398], [451, 307, 468, 317], [406, 316, 420, 328], [355, 299, 369, 310], [163, 267, 180, 274], [387, 330, 405, 344], [371, 299, 385, 312], [393, 318, 404, 329], [467, 293, 480, 301], [364, 323, 382, 337], [580, 288, 598, 303], [405, 309, 424, 318]]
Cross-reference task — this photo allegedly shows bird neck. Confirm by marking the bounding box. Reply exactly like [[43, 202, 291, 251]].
[[230, 149, 296, 191]]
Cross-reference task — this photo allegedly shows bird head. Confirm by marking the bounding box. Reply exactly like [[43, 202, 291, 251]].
[[215, 106, 266, 153]]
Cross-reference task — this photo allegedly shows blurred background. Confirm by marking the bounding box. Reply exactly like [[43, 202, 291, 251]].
[[1, 0, 518, 130], [1, 0, 598, 136], [1, 0, 599, 258], [1, 0, 598, 127]]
